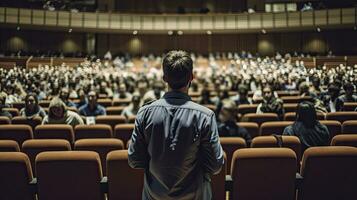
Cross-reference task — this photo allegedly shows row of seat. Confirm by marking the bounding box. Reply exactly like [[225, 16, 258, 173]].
[[1, 146, 357, 200], [1, 119, 357, 146]]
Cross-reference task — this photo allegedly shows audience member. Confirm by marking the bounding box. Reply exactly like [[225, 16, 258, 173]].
[[256, 85, 285, 119], [336, 82, 357, 111], [78, 91, 106, 116], [122, 92, 141, 118], [0, 93, 12, 118], [59, 88, 76, 108], [20, 93, 47, 118]]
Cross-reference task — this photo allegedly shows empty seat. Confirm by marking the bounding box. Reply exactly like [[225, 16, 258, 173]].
[[22, 139, 71, 176], [74, 138, 124, 175], [107, 150, 144, 200], [284, 112, 325, 121], [3, 108, 20, 117], [298, 146, 357, 200], [114, 124, 135, 146], [319, 120, 342, 141], [251, 136, 301, 163], [219, 137, 246, 174], [237, 104, 258, 115], [342, 120, 357, 134], [0, 152, 35, 200], [97, 99, 112, 107], [0, 140, 20, 152], [112, 99, 131, 106], [331, 135, 357, 147], [231, 148, 296, 200], [283, 103, 298, 113], [243, 113, 279, 126], [106, 106, 125, 115], [326, 112, 357, 123], [342, 102, 357, 111], [34, 125, 74, 144], [74, 124, 113, 140], [95, 115, 127, 130], [260, 121, 294, 136], [237, 122, 259, 138], [0, 125, 33, 147], [12, 116, 42, 130], [36, 151, 104, 200], [0, 116, 11, 124]]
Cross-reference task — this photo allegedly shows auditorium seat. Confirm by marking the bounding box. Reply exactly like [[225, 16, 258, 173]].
[[188, 91, 200, 98], [22, 139, 71, 176], [107, 150, 144, 200], [114, 124, 135, 147], [97, 99, 112, 107], [237, 104, 258, 115], [326, 112, 357, 123], [34, 125, 74, 144], [112, 99, 131, 106], [0, 152, 35, 200], [319, 120, 342, 141], [0, 116, 11, 124], [243, 113, 279, 126], [211, 153, 226, 200], [283, 103, 298, 113], [342, 120, 357, 134], [74, 124, 113, 140], [3, 108, 20, 117], [36, 151, 104, 200], [284, 112, 325, 121], [0, 125, 33, 147], [219, 137, 246, 174], [74, 138, 124, 175], [12, 102, 25, 111], [231, 148, 296, 200], [127, 115, 136, 123], [281, 96, 312, 104], [95, 115, 127, 130], [39, 100, 51, 108], [331, 135, 357, 147], [203, 104, 216, 111], [251, 136, 301, 164], [106, 106, 125, 115], [0, 140, 20, 152], [237, 122, 259, 138], [260, 121, 294, 136], [342, 102, 357, 111], [298, 146, 357, 200], [12, 116, 42, 130]]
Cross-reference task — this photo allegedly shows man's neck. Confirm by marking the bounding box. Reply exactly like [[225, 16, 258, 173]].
[[168, 87, 188, 94]]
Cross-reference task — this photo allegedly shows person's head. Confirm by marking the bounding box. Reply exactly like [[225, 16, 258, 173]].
[[119, 83, 126, 94], [132, 92, 141, 106], [296, 101, 318, 128], [343, 82, 355, 97], [299, 82, 310, 95], [312, 77, 320, 89], [78, 89, 86, 101], [163, 50, 193, 91], [262, 85, 273, 101], [328, 83, 340, 99], [48, 97, 66, 119], [0, 93, 6, 109], [59, 88, 70, 101], [88, 91, 98, 107], [24, 93, 39, 112], [238, 84, 248, 99], [219, 99, 237, 123]]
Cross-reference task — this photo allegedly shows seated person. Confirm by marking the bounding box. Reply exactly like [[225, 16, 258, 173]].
[[299, 82, 317, 98], [0, 93, 12, 119], [79, 91, 106, 116], [20, 93, 46, 118], [283, 101, 330, 153], [75, 89, 88, 109], [59, 87, 77, 108], [217, 99, 252, 144], [198, 88, 215, 105], [336, 82, 357, 111], [113, 83, 132, 99], [256, 85, 285, 120], [122, 92, 141, 118], [231, 84, 252, 106], [321, 83, 340, 112], [42, 97, 84, 127]]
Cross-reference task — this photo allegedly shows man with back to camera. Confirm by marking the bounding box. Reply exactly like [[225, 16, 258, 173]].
[[128, 50, 224, 200]]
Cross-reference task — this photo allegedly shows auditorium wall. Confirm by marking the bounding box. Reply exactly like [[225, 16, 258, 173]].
[[1, 28, 357, 56]]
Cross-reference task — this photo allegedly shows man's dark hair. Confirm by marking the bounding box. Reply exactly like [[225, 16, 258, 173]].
[[162, 50, 193, 90]]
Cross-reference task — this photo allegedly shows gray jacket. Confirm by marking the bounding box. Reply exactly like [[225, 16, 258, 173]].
[[128, 91, 224, 200]]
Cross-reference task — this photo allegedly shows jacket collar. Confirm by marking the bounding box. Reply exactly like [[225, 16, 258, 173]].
[[163, 91, 191, 101]]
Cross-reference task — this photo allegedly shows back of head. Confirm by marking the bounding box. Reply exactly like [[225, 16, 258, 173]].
[[296, 101, 317, 128], [163, 50, 193, 90]]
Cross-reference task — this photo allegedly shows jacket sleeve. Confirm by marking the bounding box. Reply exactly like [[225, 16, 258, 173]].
[[200, 113, 224, 175], [128, 111, 149, 169]]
